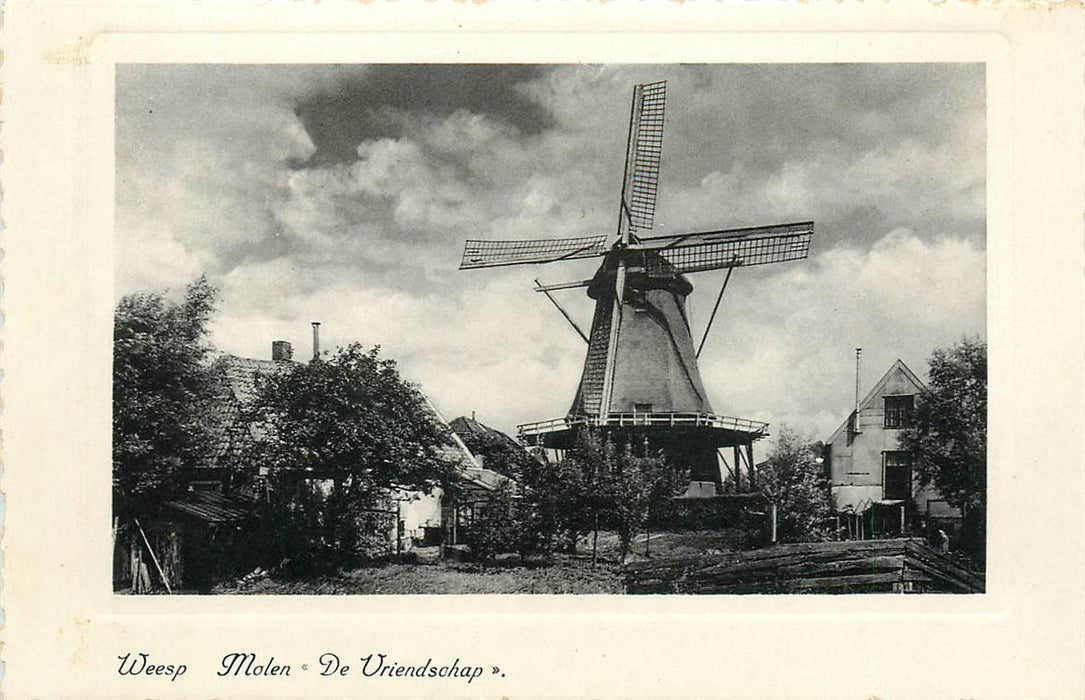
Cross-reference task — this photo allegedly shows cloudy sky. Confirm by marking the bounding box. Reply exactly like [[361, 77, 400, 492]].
[[115, 63, 986, 445]]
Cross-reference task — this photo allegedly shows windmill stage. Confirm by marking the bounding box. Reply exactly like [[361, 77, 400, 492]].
[[460, 81, 815, 494]]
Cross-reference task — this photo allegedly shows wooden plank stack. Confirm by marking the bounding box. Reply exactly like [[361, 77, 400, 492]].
[[624, 538, 984, 594]]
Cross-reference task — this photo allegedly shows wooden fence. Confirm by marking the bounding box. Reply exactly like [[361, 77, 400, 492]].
[[624, 538, 984, 594]]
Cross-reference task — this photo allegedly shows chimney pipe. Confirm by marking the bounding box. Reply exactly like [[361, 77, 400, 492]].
[[854, 347, 863, 416], [311, 322, 321, 361]]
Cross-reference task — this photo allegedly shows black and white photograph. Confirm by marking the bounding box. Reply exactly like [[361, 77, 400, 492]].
[[111, 63, 987, 595]]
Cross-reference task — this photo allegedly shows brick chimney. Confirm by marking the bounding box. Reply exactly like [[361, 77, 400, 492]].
[[271, 341, 293, 361]]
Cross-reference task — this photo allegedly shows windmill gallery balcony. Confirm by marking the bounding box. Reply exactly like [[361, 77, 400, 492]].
[[517, 411, 769, 448], [518, 411, 769, 494]]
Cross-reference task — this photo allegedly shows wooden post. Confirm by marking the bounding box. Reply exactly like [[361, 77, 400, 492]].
[[769, 503, 778, 545], [746, 442, 756, 490], [396, 501, 402, 556], [134, 518, 172, 594], [592, 514, 599, 567], [130, 543, 139, 593], [733, 446, 742, 492]]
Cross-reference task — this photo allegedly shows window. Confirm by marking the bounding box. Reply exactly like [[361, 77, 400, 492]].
[[820, 447, 832, 477], [884, 395, 915, 428], [634, 403, 653, 413], [883, 452, 912, 500]]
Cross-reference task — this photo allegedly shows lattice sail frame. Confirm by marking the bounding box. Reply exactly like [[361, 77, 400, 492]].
[[631, 221, 814, 275], [459, 234, 608, 270], [623, 80, 667, 236]]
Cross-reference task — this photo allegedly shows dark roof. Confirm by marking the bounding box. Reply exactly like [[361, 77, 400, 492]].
[[163, 490, 256, 524], [460, 466, 512, 492], [198, 355, 516, 495], [449, 415, 487, 436], [449, 415, 522, 451], [200, 354, 293, 467], [215, 354, 286, 402]]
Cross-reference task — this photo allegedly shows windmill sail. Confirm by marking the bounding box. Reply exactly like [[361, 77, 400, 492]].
[[459, 234, 608, 270], [620, 81, 667, 236], [631, 221, 814, 275]]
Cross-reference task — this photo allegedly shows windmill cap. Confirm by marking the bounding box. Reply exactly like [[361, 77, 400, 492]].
[[587, 250, 694, 299]]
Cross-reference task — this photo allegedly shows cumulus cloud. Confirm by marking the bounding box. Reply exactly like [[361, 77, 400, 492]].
[[210, 271, 588, 428], [115, 64, 986, 441], [695, 229, 986, 440]]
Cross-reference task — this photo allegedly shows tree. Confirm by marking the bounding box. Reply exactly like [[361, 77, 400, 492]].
[[563, 429, 616, 563], [610, 445, 682, 562], [464, 481, 521, 562], [113, 277, 218, 516], [249, 343, 460, 562], [899, 338, 987, 557], [508, 455, 567, 556], [539, 430, 687, 563], [758, 426, 834, 543]]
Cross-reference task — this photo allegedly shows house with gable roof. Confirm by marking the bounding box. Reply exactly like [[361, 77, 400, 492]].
[[117, 338, 513, 591], [824, 358, 962, 539], [197, 340, 511, 550]]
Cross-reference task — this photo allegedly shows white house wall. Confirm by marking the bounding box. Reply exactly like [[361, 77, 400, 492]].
[[394, 488, 443, 546], [827, 361, 960, 518]]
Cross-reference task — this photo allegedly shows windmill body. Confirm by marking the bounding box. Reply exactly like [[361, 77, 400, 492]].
[[571, 251, 711, 417], [459, 81, 814, 493]]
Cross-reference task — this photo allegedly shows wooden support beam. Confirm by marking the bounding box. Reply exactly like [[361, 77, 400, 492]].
[[716, 448, 736, 487], [134, 518, 172, 594], [696, 257, 739, 358], [746, 442, 756, 490], [534, 279, 589, 343], [533, 278, 592, 293]]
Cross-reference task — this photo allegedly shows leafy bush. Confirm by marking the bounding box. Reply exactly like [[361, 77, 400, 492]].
[[758, 426, 834, 543], [465, 482, 521, 561]]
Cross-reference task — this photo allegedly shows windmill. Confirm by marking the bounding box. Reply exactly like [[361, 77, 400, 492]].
[[459, 81, 814, 493]]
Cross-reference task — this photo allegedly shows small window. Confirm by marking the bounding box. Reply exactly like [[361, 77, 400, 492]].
[[634, 403, 653, 413], [883, 452, 912, 500], [884, 395, 915, 428]]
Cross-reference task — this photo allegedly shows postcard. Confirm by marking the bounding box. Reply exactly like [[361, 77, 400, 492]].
[[2, 2, 1083, 698]]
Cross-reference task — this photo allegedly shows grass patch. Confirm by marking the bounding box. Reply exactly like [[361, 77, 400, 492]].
[[210, 529, 747, 595], [217, 556, 622, 595]]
